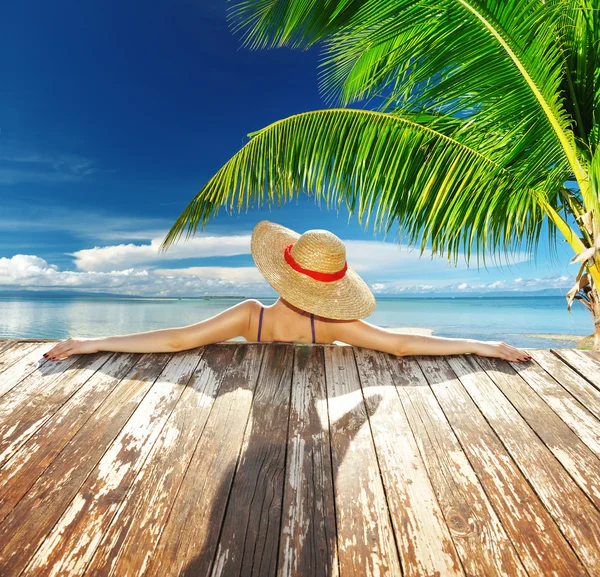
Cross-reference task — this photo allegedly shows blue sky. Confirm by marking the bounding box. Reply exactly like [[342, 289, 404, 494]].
[[0, 0, 579, 297]]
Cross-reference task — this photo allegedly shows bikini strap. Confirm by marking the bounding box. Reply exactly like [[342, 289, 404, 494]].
[[310, 313, 315, 344], [257, 306, 264, 342]]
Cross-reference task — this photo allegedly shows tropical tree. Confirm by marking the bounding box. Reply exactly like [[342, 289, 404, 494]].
[[159, 0, 600, 349]]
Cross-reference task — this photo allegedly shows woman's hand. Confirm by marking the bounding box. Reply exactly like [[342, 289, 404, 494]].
[[43, 337, 100, 361], [474, 340, 532, 362]]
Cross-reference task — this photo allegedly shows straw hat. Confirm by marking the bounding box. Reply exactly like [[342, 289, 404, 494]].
[[251, 220, 376, 320]]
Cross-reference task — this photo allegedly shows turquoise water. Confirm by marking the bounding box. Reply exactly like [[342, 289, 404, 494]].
[[0, 294, 592, 349]]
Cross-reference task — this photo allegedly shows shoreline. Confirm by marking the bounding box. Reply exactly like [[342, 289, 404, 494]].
[[521, 333, 585, 343]]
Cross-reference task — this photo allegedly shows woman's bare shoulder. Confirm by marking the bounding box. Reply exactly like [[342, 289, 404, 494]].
[[315, 316, 361, 345]]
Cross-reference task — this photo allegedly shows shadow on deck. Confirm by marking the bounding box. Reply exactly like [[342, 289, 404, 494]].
[[0, 339, 599, 576]]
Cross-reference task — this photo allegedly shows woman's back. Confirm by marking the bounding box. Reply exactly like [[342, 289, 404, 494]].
[[248, 299, 332, 344]]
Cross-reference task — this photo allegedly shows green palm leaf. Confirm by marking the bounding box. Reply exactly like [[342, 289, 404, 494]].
[[551, 0, 599, 151], [320, 1, 588, 198], [228, 0, 596, 208], [227, 0, 364, 50], [159, 108, 551, 266]]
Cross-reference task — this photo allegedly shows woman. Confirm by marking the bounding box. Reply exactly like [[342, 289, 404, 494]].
[[42, 220, 532, 363]]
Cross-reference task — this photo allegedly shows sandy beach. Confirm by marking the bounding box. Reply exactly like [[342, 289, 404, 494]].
[[522, 333, 583, 343]]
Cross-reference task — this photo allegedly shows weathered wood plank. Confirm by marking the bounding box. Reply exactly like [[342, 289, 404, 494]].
[[508, 355, 600, 459], [276, 345, 338, 577], [323, 345, 402, 576], [552, 350, 600, 391], [83, 344, 236, 577], [418, 356, 588, 577], [210, 344, 294, 577], [0, 340, 23, 361], [0, 352, 143, 522], [0, 342, 60, 398], [0, 352, 115, 468], [449, 354, 600, 575], [0, 351, 174, 577], [0, 341, 598, 577], [21, 348, 205, 577], [145, 344, 265, 577], [354, 348, 467, 576], [0, 340, 16, 353], [477, 356, 600, 510], [527, 349, 600, 421], [379, 351, 528, 577], [0, 342, 38, 375]]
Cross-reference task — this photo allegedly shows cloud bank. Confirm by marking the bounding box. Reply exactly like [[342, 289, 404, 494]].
[[0, 250, 569, 298]]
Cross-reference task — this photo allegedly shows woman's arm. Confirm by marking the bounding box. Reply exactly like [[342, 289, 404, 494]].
[[330, 319, 532, 362], [42, 300, 254, 360]]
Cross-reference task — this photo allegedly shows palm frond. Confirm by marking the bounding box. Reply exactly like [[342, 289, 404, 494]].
[[550, 0, 600, 151], [318, 0, 589, 203], [159, 109, 550, 267], [227, 0, 365, 50]]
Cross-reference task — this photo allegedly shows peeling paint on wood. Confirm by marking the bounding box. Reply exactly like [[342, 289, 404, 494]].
[[0, 351, 174, 576], [528, 349, 600, 421], [324, 346, 403, 576], [83, 344, 236, 577], [356, 348, 467, 577], [145, 344, 265, 577], [0, 341, 597, 577], [22, 349, 203, 577]]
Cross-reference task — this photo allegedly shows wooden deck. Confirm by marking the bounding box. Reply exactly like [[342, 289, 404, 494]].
[[0, 340, 599, 577]]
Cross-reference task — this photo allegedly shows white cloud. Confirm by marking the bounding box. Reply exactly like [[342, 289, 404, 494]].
[[369, 274, 573, 295], [0, 254, 271, 296], [62, 231, 532, 274], [69, 235, 252, 272], [344, 240, 531, 274], [0, 253, 575, 297]]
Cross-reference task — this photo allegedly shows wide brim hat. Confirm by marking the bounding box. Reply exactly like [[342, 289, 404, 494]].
[[251, 220, 376, 320]]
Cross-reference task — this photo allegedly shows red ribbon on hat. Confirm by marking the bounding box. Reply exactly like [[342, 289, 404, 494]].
[[284, 243, 348, 282]]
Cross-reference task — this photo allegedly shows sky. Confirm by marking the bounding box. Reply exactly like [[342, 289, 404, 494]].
[[0, 0, 581, 297]]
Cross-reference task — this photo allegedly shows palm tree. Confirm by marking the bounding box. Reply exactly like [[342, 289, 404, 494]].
[[159, 0, 600, 350]]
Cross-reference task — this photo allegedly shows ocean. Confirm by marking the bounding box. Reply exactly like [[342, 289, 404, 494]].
[[0, 293, 592, 349]]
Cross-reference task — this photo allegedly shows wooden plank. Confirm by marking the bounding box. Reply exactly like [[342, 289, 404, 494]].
[[379, 351, 528, 577], [0, 342, 56, 397], [0, 351, 174, 576], [82, 344, 236, 577], [0, 342, 37, 375], [448, 354, 600, 575], [0, 352, 143, 522], [417, 356, 587, 577], [528, 349, 600, 421], [553, 349, 600, 390], [0, 352, 115, 467], [508, 355, 600, 459], [477, 356, 600, 510], [144, 344, 265, 577], [323, 345, 402, 576], [353, 347, 466, 576], [22, 348, 205, 576], [0, 340, 21, 360], [210, 344, 294, 577], [276, 345, 338, 577]]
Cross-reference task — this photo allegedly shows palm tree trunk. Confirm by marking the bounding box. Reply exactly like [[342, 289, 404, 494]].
[[577, 285, 600, 351]]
